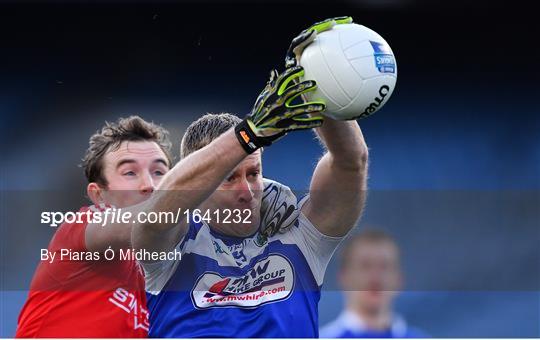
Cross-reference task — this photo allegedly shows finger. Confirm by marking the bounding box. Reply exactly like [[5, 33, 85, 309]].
[[267, 69, 279, 87], [291, 115, 324, 129], [287, 102, 326, 117], [281, 80, 317, 104], [276, 66, 304, 95], [288, 119, 323, 131], [333, 16, 353, 25], [286, 30, 315, 68], [251, 89, 271, 122], [275, 115, 324, 130], [259, 101, 324, 130], [307, 18, 336, 34], [290, 30, 315, 50]]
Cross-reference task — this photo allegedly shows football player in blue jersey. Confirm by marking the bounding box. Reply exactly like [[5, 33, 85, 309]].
[[320, 230, 428, 338], [131, 17, 369, 338]]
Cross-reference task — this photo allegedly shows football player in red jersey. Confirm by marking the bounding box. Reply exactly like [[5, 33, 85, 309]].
[[16, 116, 173, 337]]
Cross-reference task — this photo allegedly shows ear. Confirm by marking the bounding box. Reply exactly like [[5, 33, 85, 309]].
[[87, 182, 104, 206]]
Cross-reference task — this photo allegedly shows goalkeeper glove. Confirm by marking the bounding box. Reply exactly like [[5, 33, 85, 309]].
[[235, 66, 325, 154], [285, 16, 353, 68]]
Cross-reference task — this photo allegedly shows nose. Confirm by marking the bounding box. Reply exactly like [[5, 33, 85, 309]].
[[235, 177, 254, 204], [139, 173, 155, 195]]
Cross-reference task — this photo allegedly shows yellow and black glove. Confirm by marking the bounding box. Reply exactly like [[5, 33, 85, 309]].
[[285, 16, 353, 68], [235, 66, 325, 154]]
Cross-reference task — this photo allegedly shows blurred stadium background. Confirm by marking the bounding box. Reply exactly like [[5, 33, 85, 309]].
[[0, 0, 539, 337]]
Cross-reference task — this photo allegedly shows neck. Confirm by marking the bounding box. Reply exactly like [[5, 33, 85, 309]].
[[346, 303, 392, 331]]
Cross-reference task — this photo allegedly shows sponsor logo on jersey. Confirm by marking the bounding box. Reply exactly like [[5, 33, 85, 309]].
[[370, 41, 396, 74], [191, 254, 294, 309]]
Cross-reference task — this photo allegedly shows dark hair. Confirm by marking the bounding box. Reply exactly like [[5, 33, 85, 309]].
[[82, 115, 172, 186], [180, 113, 241, 158]]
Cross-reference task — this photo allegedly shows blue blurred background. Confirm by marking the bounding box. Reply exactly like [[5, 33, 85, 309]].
[[0, 0, 539, 337]]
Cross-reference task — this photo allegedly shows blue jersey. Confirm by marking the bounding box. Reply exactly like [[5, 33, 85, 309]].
[[143, 180, 343, 338], [320, 311, 428, 338]]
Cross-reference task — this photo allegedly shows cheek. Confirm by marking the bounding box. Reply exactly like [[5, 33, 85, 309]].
[[252, 179, 264, 198], [107, 181, 136, 192], [208, 191, 232, 208], [102, 176, 143, 206], [102, 171, 125, 189]]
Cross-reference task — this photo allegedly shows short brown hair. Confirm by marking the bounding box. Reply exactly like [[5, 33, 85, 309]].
[[82, 115, 173, 186], [180, 113, 241, 158], [340, 229, 399, 269]]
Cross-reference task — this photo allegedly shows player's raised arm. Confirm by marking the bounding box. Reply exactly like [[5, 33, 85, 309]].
[[284, 17, 369, 237], [131, 66, 325, 254], [303, 118, 368, 237]]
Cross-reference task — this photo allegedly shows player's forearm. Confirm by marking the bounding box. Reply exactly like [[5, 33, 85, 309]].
[[140, 129, 247, 231], [160, 129, 245, 190], [316, 119, 368, 170]]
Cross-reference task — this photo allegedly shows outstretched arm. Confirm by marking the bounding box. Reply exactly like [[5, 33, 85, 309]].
[[131, 66, 325, 254], [301, 118, 368, 237]]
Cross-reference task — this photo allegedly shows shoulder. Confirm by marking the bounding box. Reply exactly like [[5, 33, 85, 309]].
[[49, 206, 96, 251], [52, 204, 119, 252]]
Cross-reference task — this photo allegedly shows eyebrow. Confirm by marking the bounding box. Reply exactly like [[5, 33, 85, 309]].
[[225, 161, 261, 178], [116, 158, 169, 169], [154, 158, 169, 168]]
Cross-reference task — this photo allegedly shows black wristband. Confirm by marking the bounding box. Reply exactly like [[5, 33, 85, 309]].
[[235, 120, 264, 154]]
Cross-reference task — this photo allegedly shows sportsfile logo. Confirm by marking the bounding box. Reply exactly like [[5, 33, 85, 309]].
[[191, 254, 294, 309], [370, 41, 396, 74]]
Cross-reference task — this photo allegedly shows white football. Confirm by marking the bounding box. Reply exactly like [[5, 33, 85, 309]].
[[300, 23, 397, 120]]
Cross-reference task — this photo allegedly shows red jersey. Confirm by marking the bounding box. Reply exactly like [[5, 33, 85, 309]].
[[16, 206, 148, 338]]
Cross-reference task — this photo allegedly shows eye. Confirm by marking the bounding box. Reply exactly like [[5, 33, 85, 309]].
[[153, 170, 165, 176], [123, 170, 136, 176], [249, 170, 260, 178]]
